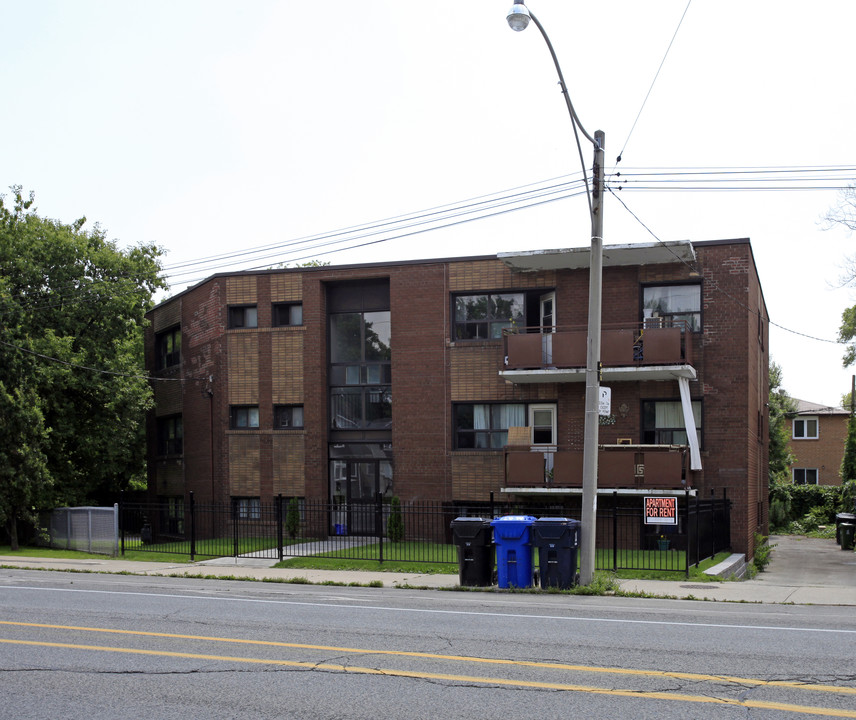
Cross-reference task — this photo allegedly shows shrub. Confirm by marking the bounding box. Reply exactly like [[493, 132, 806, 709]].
[[387, 496, 404, 543], [285, 498, 301, 539], [753, 533, 776, 572]]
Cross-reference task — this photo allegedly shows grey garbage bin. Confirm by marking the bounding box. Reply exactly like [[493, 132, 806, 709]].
[[450, 517, 494, 586], [841, 523, 855, 551], [531, 517, 581, 589]]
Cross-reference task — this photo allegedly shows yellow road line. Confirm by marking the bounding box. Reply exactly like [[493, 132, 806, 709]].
[[2, 637, 855, 718], [1, 620, 853, 698]]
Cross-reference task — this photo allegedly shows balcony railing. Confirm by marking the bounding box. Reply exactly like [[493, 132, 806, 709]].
[[502, 321, 693, 372], [504, 444, 690, 491]]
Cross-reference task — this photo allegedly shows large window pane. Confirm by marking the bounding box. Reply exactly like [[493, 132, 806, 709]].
[[642, 400, 701, 446], [330, 313, 362, 362], [455, 403, 526, 449], [364, 312, 391, 361], [331, 389, 362, 429], [643, 285, 700, 331], [454, 293, 524, 340]]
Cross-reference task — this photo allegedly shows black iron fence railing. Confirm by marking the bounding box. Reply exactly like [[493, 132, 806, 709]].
[[119, 490, 730, 577]]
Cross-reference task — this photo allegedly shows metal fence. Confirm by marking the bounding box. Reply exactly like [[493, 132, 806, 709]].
[[47, 505, 119, 556], [118, 491, 730, 576]]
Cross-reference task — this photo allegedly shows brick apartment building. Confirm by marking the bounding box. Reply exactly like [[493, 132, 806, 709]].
[[145, 237, 769, 558], [788, 399, 850, 486]]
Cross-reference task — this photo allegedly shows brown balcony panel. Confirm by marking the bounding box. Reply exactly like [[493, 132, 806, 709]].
[[506, 333, 542, 369], [642, 327, 682, 364], [601, 329, 635, 366], [506, 451, 546, 486], [552, 331, 587, 367], [553, 450, 583, 486], [598, 451, 637, 488], [639, 451, 686, 488]]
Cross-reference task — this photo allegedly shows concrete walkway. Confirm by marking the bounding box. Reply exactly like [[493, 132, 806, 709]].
[[2, 534, 854, 605]]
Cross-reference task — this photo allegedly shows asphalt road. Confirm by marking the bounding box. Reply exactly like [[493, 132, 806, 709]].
[[2, 569, 856, 719]]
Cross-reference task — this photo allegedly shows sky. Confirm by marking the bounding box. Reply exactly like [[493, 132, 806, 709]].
[[2, 1, 855, 407]]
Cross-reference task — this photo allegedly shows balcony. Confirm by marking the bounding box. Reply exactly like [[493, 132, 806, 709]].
[[504, 445, 690, 492], [500, 321, 696, 384]]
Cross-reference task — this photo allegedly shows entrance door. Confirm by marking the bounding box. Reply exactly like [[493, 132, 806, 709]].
[[540, 292, 556, 365], [329, 458, 393, 535], [529, 404, 557, 481]]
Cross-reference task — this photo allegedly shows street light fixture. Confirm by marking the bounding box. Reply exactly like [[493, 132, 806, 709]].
[[506, 1, 605, 586]]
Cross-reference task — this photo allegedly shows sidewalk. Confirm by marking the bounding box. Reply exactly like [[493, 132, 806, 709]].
[[2, 535, 854, 605]]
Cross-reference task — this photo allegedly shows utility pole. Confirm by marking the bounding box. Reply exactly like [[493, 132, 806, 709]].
[[579, 130, 605, 586]]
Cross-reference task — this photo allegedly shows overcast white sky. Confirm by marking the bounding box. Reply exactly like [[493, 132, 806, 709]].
[[2, 1, 855, 407]]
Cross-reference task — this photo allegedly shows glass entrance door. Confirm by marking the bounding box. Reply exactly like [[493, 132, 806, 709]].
[[329, 454, 393, 536]]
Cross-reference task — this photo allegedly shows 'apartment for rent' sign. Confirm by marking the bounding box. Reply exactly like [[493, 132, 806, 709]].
[[644, 496, 678, 525]]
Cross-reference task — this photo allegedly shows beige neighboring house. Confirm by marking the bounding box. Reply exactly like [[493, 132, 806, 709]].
[[787, 399, 851, 485]]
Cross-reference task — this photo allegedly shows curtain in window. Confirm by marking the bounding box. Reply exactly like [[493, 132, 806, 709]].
[[655, 401, 700, 428], [498, 404, 526, 429], [654, 402, 684, 428]]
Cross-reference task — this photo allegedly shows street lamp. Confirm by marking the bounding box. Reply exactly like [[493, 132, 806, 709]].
[[506, 1, 605, 586]]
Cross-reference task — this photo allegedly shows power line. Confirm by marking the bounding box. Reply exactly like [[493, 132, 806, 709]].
[[0, 338, 193, 382], [607, 187, 846, 346], [615, 0, 693, 166]]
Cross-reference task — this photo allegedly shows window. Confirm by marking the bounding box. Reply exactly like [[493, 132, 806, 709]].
[[642, 284, 701, 331], [642, 400, 702, 446], [229, 305, 258, 329], [235, 497, 261, 520], [329, 311, 392, 430], [157, 415, 183, 455], [454, 403, 526, 449], [273, 302, 303, 327], [155, 327, 181, 370], [454, 293, 524, 340], [230, 406, 259, 429], [274, 405, 304, 429], [793, 468, 818, 485], [793, 417, 818, 439]]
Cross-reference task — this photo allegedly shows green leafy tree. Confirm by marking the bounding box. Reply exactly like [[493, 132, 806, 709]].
[[842, 413, 856, 483], [0, 383, 51, 550], [0, 187, 165, 540], [768, 361, 796, 483]]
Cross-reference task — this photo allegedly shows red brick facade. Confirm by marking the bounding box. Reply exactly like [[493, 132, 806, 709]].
[[145, 238, 769, 557], [787, 401, 850, 486]]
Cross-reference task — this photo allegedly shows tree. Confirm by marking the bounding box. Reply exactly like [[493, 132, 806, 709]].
[[841, 413, 856, 484], [824, 185, 856, 366], [0, 187, 165, 542], [768, 361, 796, 483]]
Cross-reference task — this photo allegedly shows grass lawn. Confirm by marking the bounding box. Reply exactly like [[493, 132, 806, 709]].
[[275, 541, 458, 574], [2, 543, 734, 582]]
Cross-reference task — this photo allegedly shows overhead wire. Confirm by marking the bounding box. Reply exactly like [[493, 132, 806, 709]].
[[607, 187, 845, 345], [614, 0, 693, 166]]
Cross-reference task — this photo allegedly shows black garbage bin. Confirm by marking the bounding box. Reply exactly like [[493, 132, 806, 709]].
[[836, 513, 856, 546], [841, 523, 855, 551], [450, 517, 494, 586], [531, 517, 581, 589]]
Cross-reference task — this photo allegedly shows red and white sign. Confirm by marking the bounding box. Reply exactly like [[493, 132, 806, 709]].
[[644, 496, 678, 525]]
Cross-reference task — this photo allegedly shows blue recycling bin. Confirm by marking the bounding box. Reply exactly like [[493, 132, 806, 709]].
[[532, 517, 581, 589], [491, 515, 535, 588]]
